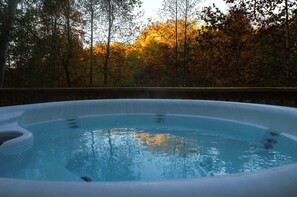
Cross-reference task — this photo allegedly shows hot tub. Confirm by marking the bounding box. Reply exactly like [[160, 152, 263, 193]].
[[1, 99, 297, 197]]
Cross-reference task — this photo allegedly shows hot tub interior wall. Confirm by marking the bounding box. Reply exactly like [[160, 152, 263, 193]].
[[18, 100, 297, 138]]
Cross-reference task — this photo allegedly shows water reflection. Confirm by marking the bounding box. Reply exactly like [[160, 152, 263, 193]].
[[64, 128, 230, 181], [136, 131, 199, 156], [66, 129, 142, 181], [1, 123, 297, 182]]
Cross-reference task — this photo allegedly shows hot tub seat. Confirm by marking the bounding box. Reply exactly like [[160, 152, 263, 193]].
[[0, 124, 33, 155], [0, 131, 23, 145]]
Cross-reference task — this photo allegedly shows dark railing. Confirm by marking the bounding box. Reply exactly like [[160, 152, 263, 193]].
[[1, 87, 297, 107]]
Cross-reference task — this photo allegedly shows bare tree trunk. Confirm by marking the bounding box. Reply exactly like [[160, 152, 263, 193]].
[[285, 0, 291, 83], [183, 0, 189, 86], [175, 0, 179, 86], [0, 0, 18, 88], [49, 17, 58, 86], [89, 0, 94, 86], [63, 0, 72, 87], [103, 0, 113, 86]]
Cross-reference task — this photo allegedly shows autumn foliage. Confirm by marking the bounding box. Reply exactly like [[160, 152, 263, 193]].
[[2, 1, 297, 87]]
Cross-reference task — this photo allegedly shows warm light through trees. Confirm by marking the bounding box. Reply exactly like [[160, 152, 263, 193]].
[[1, 0, 297, 87]]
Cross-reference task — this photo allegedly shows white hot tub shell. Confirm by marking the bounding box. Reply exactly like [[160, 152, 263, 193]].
[[1, 99, 297, 197]]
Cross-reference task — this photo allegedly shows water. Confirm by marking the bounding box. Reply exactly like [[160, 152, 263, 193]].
[[1, 114, 297, 182]]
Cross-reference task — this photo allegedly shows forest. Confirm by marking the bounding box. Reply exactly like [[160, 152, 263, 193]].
[[0, 0, 297, 88]]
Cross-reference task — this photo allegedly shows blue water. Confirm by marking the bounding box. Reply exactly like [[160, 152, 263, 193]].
[[1, 114, 297, 182]]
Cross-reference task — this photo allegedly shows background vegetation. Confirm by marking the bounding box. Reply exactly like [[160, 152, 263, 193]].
[[0, 0, 296, 88]]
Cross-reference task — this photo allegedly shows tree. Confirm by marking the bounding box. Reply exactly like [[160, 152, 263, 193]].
[[134, 20, 200, 86], [200, 3, 226, 30], [62, 0, 73, 87], [159, 0, 200, 86], [2, 0, 296, 88], [134, 21, 173, 86], [4, 0, 87, 87], [99, 0, 142, 86], [198, 6, 259, 86], [89, 0, 95, 86], [224, 0, 297, 83], [0, 0, 18, 87], [79, 0, 101, 86], [159, 0, 183, 86]]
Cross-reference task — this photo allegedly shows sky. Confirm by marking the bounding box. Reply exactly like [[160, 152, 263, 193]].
[[141, 0, 228, 22]]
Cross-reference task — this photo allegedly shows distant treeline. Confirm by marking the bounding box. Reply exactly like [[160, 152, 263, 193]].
[[0, 0, 296, 87]]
